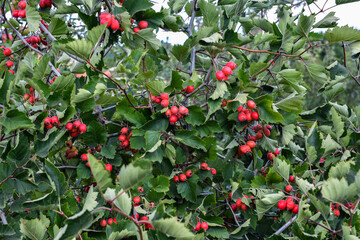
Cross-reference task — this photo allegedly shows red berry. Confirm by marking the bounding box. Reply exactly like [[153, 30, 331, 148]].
[[289, 176, 295, 182], [200, 163, 208, 170], [185, 170, 193, 178], [210, 168, 216, 175], [105, 164, 112, 171], [139, 21, 148, 29], [201, 222, 208, 231], [247, 100, 256, 109], [285, 185, 293, 192], [247, 141, 256, 149], [240, 145, 251, 154], [222, 66, 232, 76], [287, 201, 295, 210], [12, 10, 19, 18], [79, 124, 87, 132], [18, 9, 26, 18], [70, 132, 79, 138], [179, 106, 189, 115], [274, 148, 280, 155], [81, 154, 88, 161], [65, 123, 73, 131], [45, 123, 53, 129], [264, 128, 271, 137], [170, 106, 178, 114], [231, 204, 237, 211], [292, 204, 299, 214], [160, 93, 169, 100], [44, 0, 52, 6], [228, 192, 232, 199], [165, 109, 172, 118], [238, 113, 246, 122], [108, 218, 113, 225], [100, 219, 107, 227], [51, 116, 59, 126], [140, 216, 148, 222], [277, 200, 286, 210], [133, 27, 141, 33], [245, 112, 252, 121], [286, 197, 293, 203], [73, 121, 81, 128], [121, 127, 128, 134], [251, 111, 259, 120], [29, 96, 35, 103], [138, 187, 143, 193], [236, 198, 242, 208], [237, 106, 245, 113], [119, 134, 126, 142], [226, 61, 236, 70], [169, 115, 177, 124], [241, 203, 248, 210], [334, 209, 340, 216], [24, 93, 30, 100], [134, 213, 140, 220], [6, 61, 13, 68], [185, 85, 194, 93], [195, 222, 201, 231], [18, 1, 27, 9], [161, 99, 169, 107], [173, 175, 179, 183], [320, 158, 325, 163], [111, 19, 120, 30], [216, 71, 225, 81], [133, 196, 141, 204], [3, 48, 11, 56], [179, 174, 187, 182], [44, 117, 51, 126]]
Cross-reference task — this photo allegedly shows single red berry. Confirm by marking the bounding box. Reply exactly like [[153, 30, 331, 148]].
[[138, 187, 143, 193], [274, 148, 280, 155], [240, 145, 251, 154], [139, 21, 148, 29], [6, 61, 13, 68], [222, 66, 232, 76], [119, 134, 126, 142], [173, 176, 179, 183], [165, 109, 172, 118], [100, 219, 107, 227], [251, 111, 259, 120], [140, 216, 148, 222], [81, 153, 88, 161], [111, 19, 120, 30], [200, 163, 208, 170], [24, 93, 30, 100], [29, 96, 35, 103], [256, 132, 263, 139], [185, 170, 193, 178], [334, 209, 340, 216], [45, 123, 53, 129], [195, 222, 201, 231], [320, 158, 325, 163], [289, 176, 295, 182], [133, 27, 141, 33], [247, 141, 256, 149], [121, 127, 128, 134], [160, 93, 169, 100], [105, 164, 112, 171], [161, 99, 169, 107], [73, 120, 81, 128], [292, 204, 299, 214], [12, 10, 19, 18], [210, 168, 216, 175], [79, 124, 87, 132], [226, 61, 236, 70], [231, 204, 237, 211], [179, 174, 187, 182], [245, 112, 252, 121], [241, 203, 248, 210], [65, 123, 73, 131], [71, 132, 79, 138], [133, 196, 141, 204], [264, 128, 271, 137], [18, 9, 26, 18], [236, 198, 242, 208], [238, 113, 246, 122], [108, 218, 113, 225], [186, 85, 194, 93], [286, 197, 293, 203], [51, 116, 59, 126], [285, 185, 293, 192], [179, 106, 189, 115], [228, 192, 232, 199], [287, 201, 295, 210], [44, 117, 51, 126], [247, 100, 256, 109], [277, 200, 286, 210], [169, 115, 177, 124], [237, 106, 245, 113], [216, 71, 225, 81], [201, 222, 208, 231], [134, 213, 140, 220], [44, 0, 52, 7], [3, 48, 11, 56], [171, 106, 178, 114]]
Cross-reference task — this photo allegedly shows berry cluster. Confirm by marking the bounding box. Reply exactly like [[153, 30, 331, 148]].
[[216, 61, 236, 81], [65, 120, 87, 137], [267, 147, 280, 161], [100, 12, 120, 31], [200, 163, 216, 175], [277, 197, 299, 214], [237, 140, 256, 155], [24, 87, 37, 104], [44, 115, 60, 129], [173, 170, 193, 183], [23, 35, 47, 49], [6, 60, 13, 69], [139, 216, 154, 230], [12, 1, 27, 19], [151, 93, 170, 107], [39, 0, 53, 9], [65, 141, 78, 159], [194, 221, 208, 232], [2, 46, 11, 57], [231, 195, 254, 211], [100, 218, 118, 227], [181, 85, 195, 94], [118, 127, 133, 150], [237, 100, 259, 122], [133, 20, 148, 33], [165, 105, 189, 124]]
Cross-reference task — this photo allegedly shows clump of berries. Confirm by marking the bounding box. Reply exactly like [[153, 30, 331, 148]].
[[267, 147, 280, 162], [100, 218, 118, 227], [12, 1, 27, 19], [231, 195, 254, 211], [118, 127, 133, 151], [200, 163, 216, 175], [216, 61, 236, 81], [39, 0, 53, 9], [173, 170, 193, 183], [65, 141, 79, 159], [44, 115, 60, 129], [100, 12, 120, 31], [151, 93, 170, 107], [194, 221, 208, 232], [237, 100, 259, 122], [181, 85, 195, 94], [165, 105, 189, 124], [133, 20, 148, 33], [24, 87, 37, 104], [277, 197, 299, 214], [65, 120, 87, 137], [23, 35, 47, 49]]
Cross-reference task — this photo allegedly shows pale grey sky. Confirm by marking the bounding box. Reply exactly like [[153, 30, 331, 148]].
[[152, 0, 360, 44]]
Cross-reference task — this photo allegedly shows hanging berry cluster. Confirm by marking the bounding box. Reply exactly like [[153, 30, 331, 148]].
[[173, 170, 193, 183], [44, 116, 60, 129], [39, 0, 53, 9], [65, 121, 87, 137], [12, 1, 27, 18], [151, 93, 170, 107], [237, 100, 259, 122], [100, 13, 120, 31], [24, 87, 37, 104], [200, 163, 216, 175], [216, 61, 236, 81], [23, 35, 47, 49], [277, 197, 299, 214], [133, 20, 148, 33], [194, 221, 208, 232], [118, 127, 133, 150], [165, 106, 189, 124], [230, 195, 255, 211]]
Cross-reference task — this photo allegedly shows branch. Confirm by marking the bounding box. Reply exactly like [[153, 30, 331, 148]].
[[111, 204, 143, 240], [273, 215, 297, 235], [188, 0, 198, 74], [0, 208, 8, 225]]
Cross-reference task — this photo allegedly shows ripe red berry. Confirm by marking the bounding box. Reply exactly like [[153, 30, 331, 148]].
[[165, 109, 172, 118], [173, 175, 179, 183], [45, 123, 53, 129], [240, 145, 251, 154], [133, 27, 141, 33], [200, 163, 208, 170], [274, 148, 280, 155], [44, 0, 52, 7], [179, 174, 187, 182], [185, 170, 193, 178], [44, 117, 51, 126], [222, 66, 232, 76], [3, 48, 11, 56], [185, 85, 194, 93], [216, 71, 225, 81], [238, 113, 246, 122], [285, 185, 293, 192], [6, 61, 13, 68], [251, 111, 259, 120], [245, 112, 252, 121], [226, 61, 236, 70], [169, 115, 177, 124], [247, 141, 256, 149], [241, 203, 248, 210], [51, 116, 59, 126], [18, 1, 27, 9], [108, 218, 113, 225], [237, 106, 245, 113], [228, 192, 232, 199], [29, 96, 35, 104], [319, 158, 325, 163], [24, 93, 30, 100], [247, 100, 256, 109], [264, 128, 271, 137], [210, 168, 216, 175], [79, 124, 87, 132], [292, 204, 299, 214], [12, 10, 19, 18], [170, 106, 178, 114], [18, 9, 26, 18], [138, 187, 143, 193], [140, 216, 148, 222], [81, 153, 88, 161], [334, 209, 340, 216], [236, 198, 242, 208], [133, 196, 141, 204], [231, 204, 237, 211], [139, 21, 148, 29], [111, 19, 120, 30], [160, 93, 169, 100], [179, 106, 189, 115], [201, 222, 208, 231], [65, 123, 73, 131], [289, 176, 295, 182], [277, 200, 286, 210], [119, 135, 126, 142], [100, 219, 107, 227], [73, 120, 81, 128], [71, 132, 79, 138], [121, 127, 128, 134], [195, 222, 201, 231], [287, 200, 295, 210], [105, 164, 112, 171]]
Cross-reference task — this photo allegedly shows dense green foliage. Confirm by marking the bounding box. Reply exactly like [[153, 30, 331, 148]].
[[1, 0, 360, 239]]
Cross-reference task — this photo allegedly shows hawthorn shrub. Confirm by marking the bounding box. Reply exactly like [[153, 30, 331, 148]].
[[1, 0, 360, 239]]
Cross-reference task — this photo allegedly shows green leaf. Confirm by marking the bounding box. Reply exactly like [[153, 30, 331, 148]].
[[256, 95, 284, 123], [45, 160, 67, 197], [86, 24, 107, 46], [169, 0, 188, 12], [71, 88, 92, 104], [152, 217, 194, 239], [108, 230, 136, 240], [321, 178, 355, 202], [335, 0, 360, 5], [275, 93, 304, 114], [207, 227, 230, 238], [33, 55, 51, 83], [185, 106, 206, 126], [171, 45, 191, 63], [177, 174, 198, 202], [252, 18, 273, 33], [83, 186, 98, 212], [307, 64, 328, 84], [329, 161, 353, 179], [122, 0, 153, 15], [135, 28, 162, 50], [55, 40, 93, 60], [145, 131, 161, 151], [255, 192, 284, 220], [104, 188, 131, 215], [260, 135, 278, 152], [119, 163, 151, 190], [20, 218, 47, 240], [48, 18, 69, 35], [295, 14, 315, 37], [0, 109, 34, 134], [281, 124, 296, 145], [324, 26, 360, 43], [34, 131, 65, 158], [81, 121, 107, 147], [51, 74, 75, 92], [273, 157, 290, 181], [25, 6, 41, 32], [146, 80, 166, 95], [149, 175, 170, 192], [198, 0, 219, 27], [174, 130, 206, 151], [314, 12, 339, 28], [88, 154, 113, 192], [101, 144, 116, 159], [210, 82, 227, 100], [331, 107, 344, 140], [277, 69, 306, 94], [55, 211, 92, 240]]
